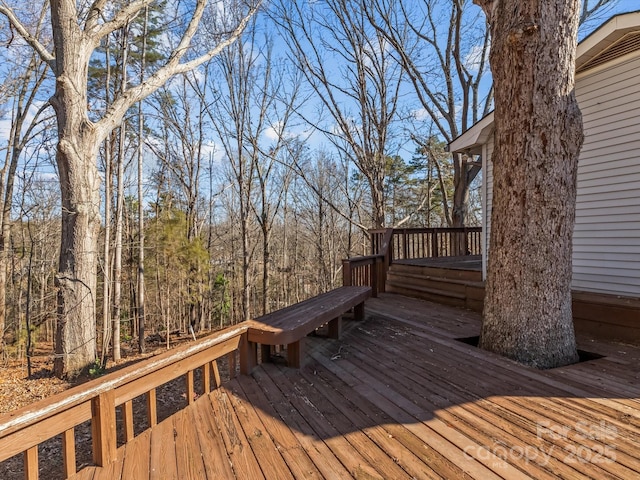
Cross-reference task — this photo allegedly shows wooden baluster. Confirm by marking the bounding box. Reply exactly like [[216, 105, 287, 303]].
[[403, 229, 408, 259], [464, 227, 469, 255], [123, 400, 134, 442], [147, 388, 157, 427], [62, 427, 76, 477], [202, 362, 211, 394], [186, 370, 194, 404], [211, 360, 222, 388], [431, 230, 438, 258], [24, 446, 38, 480], [228, 351, 237, 379], [411, 232, 416, 258], [91, 390, 117, 466]]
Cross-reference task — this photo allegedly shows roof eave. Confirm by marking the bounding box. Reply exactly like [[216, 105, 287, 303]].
[[448, 112, 495, 155], [576, 11, 640, 71]]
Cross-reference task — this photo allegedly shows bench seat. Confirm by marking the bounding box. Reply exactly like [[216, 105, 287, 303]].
[[244, 286, 371, 369]]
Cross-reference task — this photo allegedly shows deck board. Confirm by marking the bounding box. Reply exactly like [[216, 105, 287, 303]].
[[191, 395, 235, 479], [68, 292, 640, 479], [148, 415, 178, 480]]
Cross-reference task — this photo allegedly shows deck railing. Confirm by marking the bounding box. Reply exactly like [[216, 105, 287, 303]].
[[390, 227, 482, 261], [343, 226, 482, 292], [342, 228, 393, 297], [0, 323, 252, 480]]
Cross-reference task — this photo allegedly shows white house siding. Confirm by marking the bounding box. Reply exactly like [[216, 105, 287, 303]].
[[572, 52, 640, 296], [482, 53, 640, 297]]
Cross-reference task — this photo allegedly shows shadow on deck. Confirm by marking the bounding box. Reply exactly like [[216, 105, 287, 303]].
[[71, 293, 640, 480]]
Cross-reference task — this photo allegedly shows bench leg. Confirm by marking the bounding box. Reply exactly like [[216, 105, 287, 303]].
[[239, 335, 257, 375], [287, 338, 305, 368], [260, 344, 272, 363], [328, 316, 342, 339], [354, 301, 365, 321]]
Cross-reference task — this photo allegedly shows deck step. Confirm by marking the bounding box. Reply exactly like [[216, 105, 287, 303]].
[[386, 278, 467, 300], [389, 263, 483, 282], [385, 263, 485, 312], [387, 270, 485, 289]]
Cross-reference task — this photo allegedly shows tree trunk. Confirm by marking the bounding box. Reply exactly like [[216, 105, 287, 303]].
[[112, 123, 125, 362], [137, 105, 146, 354], [53, 137, 101, 376], [50, 3, 100, 377], [101, 136, 112, 366], [476, 0, 582, 369], [0, 0, 256, 377]]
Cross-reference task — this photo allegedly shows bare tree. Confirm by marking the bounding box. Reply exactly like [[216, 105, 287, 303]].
[[201, 15, 303, 319], [367, 0, 489, 228], [136, 7, 149, 354], [147, 72, 209, 330], [271, 0, 404, 228], [369, 0, 618, 229], [0, 3, 51, 355], [475, 0, 581, 368], [112, 24, 132, 362], [0, 0, 259, 376]]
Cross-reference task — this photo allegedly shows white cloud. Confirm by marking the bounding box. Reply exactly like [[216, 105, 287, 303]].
[[411, 108, 430, 121], [264, 123, 281, 141], [464, 43, 489, 74]]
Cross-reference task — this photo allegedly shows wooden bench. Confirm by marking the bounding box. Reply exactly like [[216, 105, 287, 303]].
[[244, 286, 371, 369]]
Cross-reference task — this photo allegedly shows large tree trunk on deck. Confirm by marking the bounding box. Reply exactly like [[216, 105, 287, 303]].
[[475, 0, 582, 368]]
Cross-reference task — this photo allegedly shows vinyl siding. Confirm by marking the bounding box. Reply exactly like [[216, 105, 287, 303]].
[[484, 52, 640, 296], [573, 52, 640, 296]]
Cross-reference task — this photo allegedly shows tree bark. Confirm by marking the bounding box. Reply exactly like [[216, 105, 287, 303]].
[[53, 133, 102, 376], [49, 1, 100, 376], [476, 0, 582, 368]]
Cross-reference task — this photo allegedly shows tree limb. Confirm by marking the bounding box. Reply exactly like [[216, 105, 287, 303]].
[[95, 1, 260, 144], [0, 4, 55, 69]]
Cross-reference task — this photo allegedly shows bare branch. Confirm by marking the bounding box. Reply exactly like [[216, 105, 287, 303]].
[[95, 1, 260, 143], [89, 0, 152, 43], [0, 4, 55, 68]]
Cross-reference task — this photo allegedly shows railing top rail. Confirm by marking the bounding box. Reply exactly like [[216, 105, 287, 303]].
[[0, 323, 249, 439], [345, 254, 384, 263], [389, 226, 482, 233]]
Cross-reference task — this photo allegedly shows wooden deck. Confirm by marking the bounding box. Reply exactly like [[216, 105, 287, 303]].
[[71, 293, 640, 480]]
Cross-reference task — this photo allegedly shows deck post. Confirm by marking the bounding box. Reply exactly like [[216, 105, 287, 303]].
[[370, 259, 378, 298], [342, 259, 352, 286], [239, 333, 256, 375], [91, 390, 117, 466]]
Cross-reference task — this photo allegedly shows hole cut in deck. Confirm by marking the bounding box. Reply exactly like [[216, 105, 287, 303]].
[[454, 335, 605, 363]]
